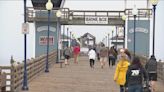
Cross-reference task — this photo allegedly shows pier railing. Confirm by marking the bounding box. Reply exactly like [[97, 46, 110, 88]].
[[0, 70, 6, 92], [157, 61, 164, 83], [0, 51, 56, 92], [0, 52, 163, 92], [134, 54, 164, 84]]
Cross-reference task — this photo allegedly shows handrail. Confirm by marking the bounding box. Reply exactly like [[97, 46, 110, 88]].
[[1, 52, 163, 91], [131, 53, 164, 83], [0, 72, 6, 92], [0, 50, 57, 92], [157, 62, 164, 83], [0, 66, 11, 92], [26, 7, 69, 22]]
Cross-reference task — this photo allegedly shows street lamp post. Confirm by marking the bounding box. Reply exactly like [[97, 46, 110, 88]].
[[112, 30, 113, 46], [61, 25, 65, 60], [108, 33, 110, 48], [102, 37, 105, 45], [22, 0, 28, 90], [132, 5, 138, 56], [63, 26, 65, 49], [122, 14, 126, 48], [106, 36, 107, 47], [70, 31, 72, 47], [116, 26, 118, 49], [151, 0, 158, 58], [56, 10, 62, 63], [67, 28, 69, 47], [45, 0, 53, 72]]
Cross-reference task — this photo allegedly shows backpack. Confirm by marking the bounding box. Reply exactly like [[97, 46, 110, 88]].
[[145, 57, 157, 73]]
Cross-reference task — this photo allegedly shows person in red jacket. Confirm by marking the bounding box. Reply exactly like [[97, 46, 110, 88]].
[[73, 45, 80, 64]]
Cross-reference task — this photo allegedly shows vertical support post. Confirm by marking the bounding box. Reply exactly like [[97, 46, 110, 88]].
[[108, 34, 109, 48], [45, 10, 50, 72], [22, 0, 28, 90], [133, 15, 136, 56], [123, 22, 126, 48], [56, 17, 60, 63], [70, 31, 72, 47], [112, 30, 113, 46], [152, 5, 156, 56], [10, 56, 14, 91], [63, 25, 65, 48], [67, 28, 69, 47], [106, 36, 107, 47], [116, 26, 118, 49], [149, 4, 157, 68]]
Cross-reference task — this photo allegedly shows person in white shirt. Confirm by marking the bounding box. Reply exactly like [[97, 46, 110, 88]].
[[88, 48, 97, 68]]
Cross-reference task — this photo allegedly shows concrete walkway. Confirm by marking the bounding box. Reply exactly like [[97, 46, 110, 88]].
[[21, 56, 164, 92]]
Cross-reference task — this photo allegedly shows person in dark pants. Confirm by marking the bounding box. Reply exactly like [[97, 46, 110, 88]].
[[89, 59, 95, 68], [145, 55, 157, 92], [126, 56, 149, 92], [88, 48, 96, 68], [96, 44, 100, 61], [63, 46, 72, 66], [114, 53, 130, 92], [108, 47, 117, 67]]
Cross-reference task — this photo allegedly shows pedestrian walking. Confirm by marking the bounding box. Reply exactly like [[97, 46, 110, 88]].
[[145, 55, 157, 92], [88, 48, 96, 68], [126, 56, 149, 92], [96, 44, 101, 61], [99, 44, 108, 69], [73, 44, 80, 64], [108, 46, 117, 67], [114, 52, 130, 92], [63, 46, 72, 66], [124, 48, 132, 61]]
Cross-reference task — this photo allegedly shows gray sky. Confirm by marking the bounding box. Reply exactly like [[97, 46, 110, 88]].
[[0, 0, 164, 65]]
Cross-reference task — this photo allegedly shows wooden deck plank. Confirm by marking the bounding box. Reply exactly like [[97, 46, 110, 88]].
[[21, 56, 164, 92]]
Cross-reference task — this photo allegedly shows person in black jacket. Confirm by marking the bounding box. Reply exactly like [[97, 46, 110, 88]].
[[126, 56, 148, 92], [145, 55, 157, 92]]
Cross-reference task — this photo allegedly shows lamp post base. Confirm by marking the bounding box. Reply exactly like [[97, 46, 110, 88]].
[[22, 86, 29, 90], [45, 69, 49, 73], [149, 55, 156, 61]]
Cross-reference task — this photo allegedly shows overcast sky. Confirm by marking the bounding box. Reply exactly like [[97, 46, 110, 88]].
[[0, 0, 164, 65]]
